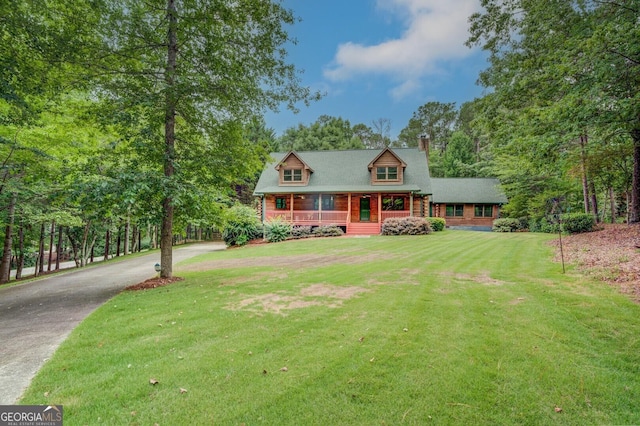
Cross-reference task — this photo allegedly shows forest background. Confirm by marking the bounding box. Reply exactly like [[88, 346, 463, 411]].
[[0, 0, 638, 281]]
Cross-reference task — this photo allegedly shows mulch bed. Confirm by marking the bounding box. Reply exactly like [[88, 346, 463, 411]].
[[551, 223, 640, 302], [125, 276, 184, 291]]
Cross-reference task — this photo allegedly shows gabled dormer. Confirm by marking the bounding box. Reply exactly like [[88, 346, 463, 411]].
[[368, 148, 406, 185], [275, 151, 313, 186]]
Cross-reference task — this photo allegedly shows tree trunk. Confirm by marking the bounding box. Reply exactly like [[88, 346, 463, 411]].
[[131, 224, 138, 252], [116, 226, 121, 257], [579, 134, 590, 214], [80, 220, 92, 267], [37, 222, 46, 276], [104, 229, 110, 261], [67, 232, 80, 268], [0, 193, 16, 283], [160, 0, 178, 279], [47, 220, 55, 271], [630, 128, 640, 223], [609, 187, 616, 224], [56, 226, 63, 270], [124, 215, 130, 255], [589, 181, 599, 223], [16, 225, 24, 280]]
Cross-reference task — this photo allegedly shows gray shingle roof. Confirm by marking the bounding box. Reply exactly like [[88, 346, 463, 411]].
[[430, 178, 507, 204], [254, 148, 432, 195]]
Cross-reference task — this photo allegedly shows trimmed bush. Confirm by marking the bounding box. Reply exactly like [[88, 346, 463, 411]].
[[381, 217, 432, 236], [562, 213, 595, 234], [290, 226, 313, 239], [264, 218, 292, 243], [222, 205, 262, 246], [312, 225, 344, 237], [492, 218, 522, 232], [427, 217, 446, 232]]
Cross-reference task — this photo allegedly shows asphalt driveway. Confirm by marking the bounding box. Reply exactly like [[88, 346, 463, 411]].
[[0, 242, 225, 404]]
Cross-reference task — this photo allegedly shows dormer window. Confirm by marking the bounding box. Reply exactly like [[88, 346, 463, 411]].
[[283, 169, 303, 182], [276, 151, 313, 186], [376, 166, 398, 181], [368, 148, 406, 185]]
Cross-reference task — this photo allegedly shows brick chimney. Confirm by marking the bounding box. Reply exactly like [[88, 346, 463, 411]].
[[418, 134, 430, 162]]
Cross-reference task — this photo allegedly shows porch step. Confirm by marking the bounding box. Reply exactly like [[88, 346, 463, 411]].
[[347, 222, 380, 235]]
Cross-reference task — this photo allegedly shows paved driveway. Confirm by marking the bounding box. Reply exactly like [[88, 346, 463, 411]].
[[0, 242, 225, 404]]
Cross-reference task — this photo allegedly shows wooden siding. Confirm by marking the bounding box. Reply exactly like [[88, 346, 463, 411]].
[[262, 192, 416, 234], [371, 151, 403, 185], [431, 203, 499, 227], [277, 153, 310, 186]]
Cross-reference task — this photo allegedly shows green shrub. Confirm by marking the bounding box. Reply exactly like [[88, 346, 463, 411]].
[[382, 217, 431, 235], [492, 218, 522, 232], [264, 218, 292, 243], [312, 225, 344, 237], [539, 217, 561, 234], [290, 226, 313, 239], [427, 217, 446, 231], [528, 217, 561, 234], [222, 205, 262, 246], [562, 213, 595, 234]]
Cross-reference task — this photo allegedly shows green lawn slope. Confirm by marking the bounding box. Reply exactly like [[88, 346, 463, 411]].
[[21, 231, 640, 425]]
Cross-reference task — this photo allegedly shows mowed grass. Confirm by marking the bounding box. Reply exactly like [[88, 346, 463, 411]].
[[20, 231, 640, 425]]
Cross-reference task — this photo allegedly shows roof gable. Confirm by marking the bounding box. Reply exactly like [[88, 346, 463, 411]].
[[275, 151, 314, 173], [367, 148, 407, 170]]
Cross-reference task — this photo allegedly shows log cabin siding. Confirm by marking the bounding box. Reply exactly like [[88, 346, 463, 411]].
[[371, 151, 403, 185], [432, 202, 499, 227], [277, 154, 310, 186]]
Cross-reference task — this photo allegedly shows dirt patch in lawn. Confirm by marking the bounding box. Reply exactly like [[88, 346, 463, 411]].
[[550, 223, 640, 302], [226, 284, 370, 315], [182, 251, 393, 272], [438, 271, 510, 286]]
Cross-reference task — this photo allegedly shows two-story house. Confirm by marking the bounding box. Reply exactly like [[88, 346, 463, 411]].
[[254, 145, 507, 234]]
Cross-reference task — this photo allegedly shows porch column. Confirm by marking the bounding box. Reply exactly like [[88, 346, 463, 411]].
[[318, 194, 323, 223], [410, 193, 414, 216], [378, 193, 382, 224], [347, 193, 352, 225], [290, 193, 294, 222]]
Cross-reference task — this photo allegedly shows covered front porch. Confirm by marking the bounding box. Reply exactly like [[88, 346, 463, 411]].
[[261, 193, 419, 235]]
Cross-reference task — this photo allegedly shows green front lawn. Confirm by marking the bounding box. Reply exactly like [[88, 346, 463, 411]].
[[21, 231, 640, 425]]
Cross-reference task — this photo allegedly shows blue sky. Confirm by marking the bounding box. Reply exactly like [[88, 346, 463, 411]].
[[265, 0, 490, 140]]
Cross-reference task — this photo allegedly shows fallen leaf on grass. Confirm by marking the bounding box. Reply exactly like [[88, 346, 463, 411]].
[[149, 378, 159, 385], [554, 406, 563, 413], [280, 367, 288, 372], [180, 388, 188, 394]]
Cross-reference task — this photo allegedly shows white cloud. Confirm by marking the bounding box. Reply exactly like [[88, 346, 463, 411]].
[[323, 0, 481, 99]]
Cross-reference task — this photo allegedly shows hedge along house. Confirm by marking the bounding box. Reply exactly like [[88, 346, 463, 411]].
[[253, 147, 433, 235], [430, 178, 508, 230]]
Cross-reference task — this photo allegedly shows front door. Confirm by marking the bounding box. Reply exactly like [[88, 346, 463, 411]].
[[360, 197, 370, 221]]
